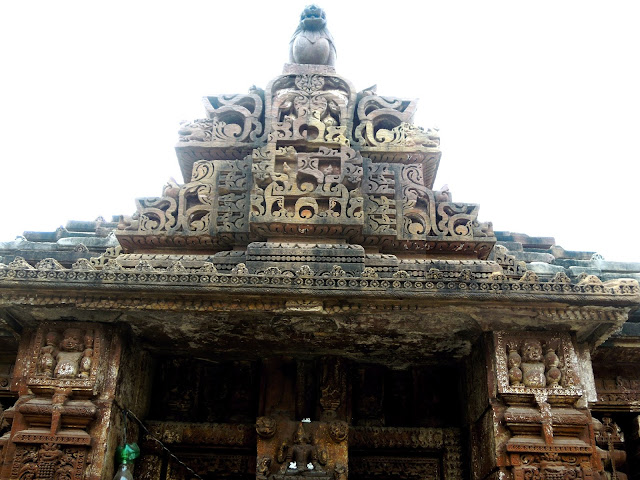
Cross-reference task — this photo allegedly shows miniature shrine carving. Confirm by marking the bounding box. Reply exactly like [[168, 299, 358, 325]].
[[257, 419, 347, 480], [277, 422, 327, 474]]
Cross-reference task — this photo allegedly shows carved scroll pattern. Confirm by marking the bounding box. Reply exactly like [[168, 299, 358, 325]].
[[510, 452, 594, 480], [362, 161, 493, 242], [124, 70, 495, 254], [353, 93, 439, 149], [363, 162, 397, 237], [267, 74, 351, 145], [178, 92, 264, 144], [250, 146, 363, 230], [119, 158, 251, 240]]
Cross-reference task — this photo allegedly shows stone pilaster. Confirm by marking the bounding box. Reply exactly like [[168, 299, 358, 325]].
[[467, 331, 602, 480], [0, 322, 151, 480]]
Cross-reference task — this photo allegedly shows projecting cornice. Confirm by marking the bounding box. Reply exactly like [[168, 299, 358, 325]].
[[0, 256, 637, 307]]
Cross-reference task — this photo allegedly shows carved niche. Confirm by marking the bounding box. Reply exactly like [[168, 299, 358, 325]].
[[256, 418, 348, 480], [495, 332, 582, 402], [27, 324, 101, 395]]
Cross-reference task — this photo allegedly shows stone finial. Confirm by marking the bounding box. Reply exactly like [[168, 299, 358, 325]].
[[289, 5, 336, 66]]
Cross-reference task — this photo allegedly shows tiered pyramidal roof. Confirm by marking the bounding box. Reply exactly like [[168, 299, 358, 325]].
[[115, 7, 494, 266]]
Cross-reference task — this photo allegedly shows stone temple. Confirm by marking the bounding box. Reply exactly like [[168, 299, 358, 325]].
[[1, 6, 640, 480]]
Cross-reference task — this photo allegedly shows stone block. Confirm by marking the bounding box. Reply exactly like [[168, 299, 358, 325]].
[[246, 242, 364, 276]]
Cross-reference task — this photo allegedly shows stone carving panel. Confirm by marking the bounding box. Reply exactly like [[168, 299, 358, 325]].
[[9, 443, 87, 480], [509, 452, 595, 480], [250, 145, 364, 238], [350, 456, 440, 480], [256, 419, 347, 480], [594, 375, 640, 411], [200, 91, 264, 143], [28, 324, 103, 395], [494, 332, 583, 403], [349, 427, 463, 480]]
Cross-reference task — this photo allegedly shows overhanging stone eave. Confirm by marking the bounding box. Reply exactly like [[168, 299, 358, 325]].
[[0, 274, 637, 352], [0, 282, 634, 363], [0, 273, 638, 307]]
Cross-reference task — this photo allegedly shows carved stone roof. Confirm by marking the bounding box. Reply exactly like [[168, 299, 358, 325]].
[[1, 219, 639, 365], [117, 63, 494, 258], [1, 15, 639, 365], [0, 217, 119, 268]]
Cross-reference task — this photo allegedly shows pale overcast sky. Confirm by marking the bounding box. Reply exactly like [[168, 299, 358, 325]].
[[1, 1, 639, 262]]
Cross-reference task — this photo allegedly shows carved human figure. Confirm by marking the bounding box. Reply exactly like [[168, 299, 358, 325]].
[[39, 331, 59, 376], [78, 331, 94, 379], [520, 339, 546, 388], [54, 328, 85, 379], [507, 345, 523, 386], [544, 347, 562, 387], [278, 422, 326, 473]]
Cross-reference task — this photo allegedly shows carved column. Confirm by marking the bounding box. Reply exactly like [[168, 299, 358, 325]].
[[467, 332, 602, 480], [0, 322, 151, 480]]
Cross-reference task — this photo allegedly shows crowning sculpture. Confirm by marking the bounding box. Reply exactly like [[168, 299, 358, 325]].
[[290, 5, 337, 66], [1, 5, 640, 480]]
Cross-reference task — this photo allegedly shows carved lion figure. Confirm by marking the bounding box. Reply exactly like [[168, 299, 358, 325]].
[[289, 5, 336, 66], [256, 416, 277, 438]]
